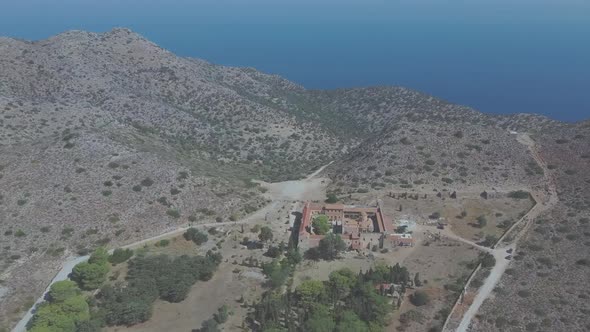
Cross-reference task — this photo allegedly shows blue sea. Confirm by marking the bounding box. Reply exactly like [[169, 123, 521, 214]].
[[1, 0, 589, 122]]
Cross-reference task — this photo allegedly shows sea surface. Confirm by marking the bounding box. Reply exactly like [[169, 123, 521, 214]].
[[1, 0, 589, 122]]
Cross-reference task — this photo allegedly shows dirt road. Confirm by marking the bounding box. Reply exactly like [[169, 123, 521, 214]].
[[13, 164, 332, 332], [452, 133, 558, 332]]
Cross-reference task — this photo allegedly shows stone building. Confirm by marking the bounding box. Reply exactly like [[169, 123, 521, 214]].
[[298, 201, 391, 250]]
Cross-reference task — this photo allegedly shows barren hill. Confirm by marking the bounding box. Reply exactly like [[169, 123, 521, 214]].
[[0, 28, 588, 330]]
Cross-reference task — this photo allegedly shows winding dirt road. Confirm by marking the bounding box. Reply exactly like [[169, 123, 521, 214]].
[[451, 133, 558, 332], [13, 163, 332, 332]]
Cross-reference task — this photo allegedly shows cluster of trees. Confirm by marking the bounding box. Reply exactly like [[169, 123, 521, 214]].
[[479, 234, 498, 248], [325, 193, 339, 204], [108, 248, 133, 265], [305, 233, 347, 261], [184, 227, 208, 245], [265, 241, 286, 258], [242, 225, 274, 246], [261, 244, 303, 288], [312, 215, 331, 235], [90, 251, 222, 327], [27, 281, 89, 332], [252, 264, 412, 332], [71, 248, 110, 290]]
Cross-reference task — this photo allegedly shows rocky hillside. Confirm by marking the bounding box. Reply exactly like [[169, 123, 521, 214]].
[[310, 88, 553, 194], [0, 28, 587, 330], [477, 123, 590, 332], [0, 28, 343, 328]]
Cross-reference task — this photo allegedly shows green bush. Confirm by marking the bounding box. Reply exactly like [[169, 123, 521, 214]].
[[166, 209, 181, 219], [507, 190, 530, 199], [184, 228, 208, 245], [259, 226, 273, 242], [214, 305, 229, 324], [109, 248, 133, 265], [480, 253, 496, 268], [325, 193, 339, 204], [140, 177, 154, 187], [476, 215, 487, 228], [71, 248, 110, 290], [410, 290, 430, 306], [157, 239, 170, 247]]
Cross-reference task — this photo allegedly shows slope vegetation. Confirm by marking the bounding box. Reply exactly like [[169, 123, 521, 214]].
[[0, 28, 587, 330]]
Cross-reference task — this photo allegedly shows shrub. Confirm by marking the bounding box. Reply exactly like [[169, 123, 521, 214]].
[[480, 253, 496, 268], [507, 190, 530, 199], [166, 209, 181, 219], [479, 235, 497, 248], [441, 178, 453, 184], [325, 193, 339, 204], [214, 305, 229, 324], [410, 290, 430, 306], [184, 228, 208, 245], [201, 318, 219, 332], [157, 196, 170, 206], [265, 246, 282, 258], [71, 258, 109, 290], [156, 239, 170, 247], [109, 248, 133, 265], [259, 226, 273, 242], [140, 177, 154, 187], [476, 215, 487, 228]]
